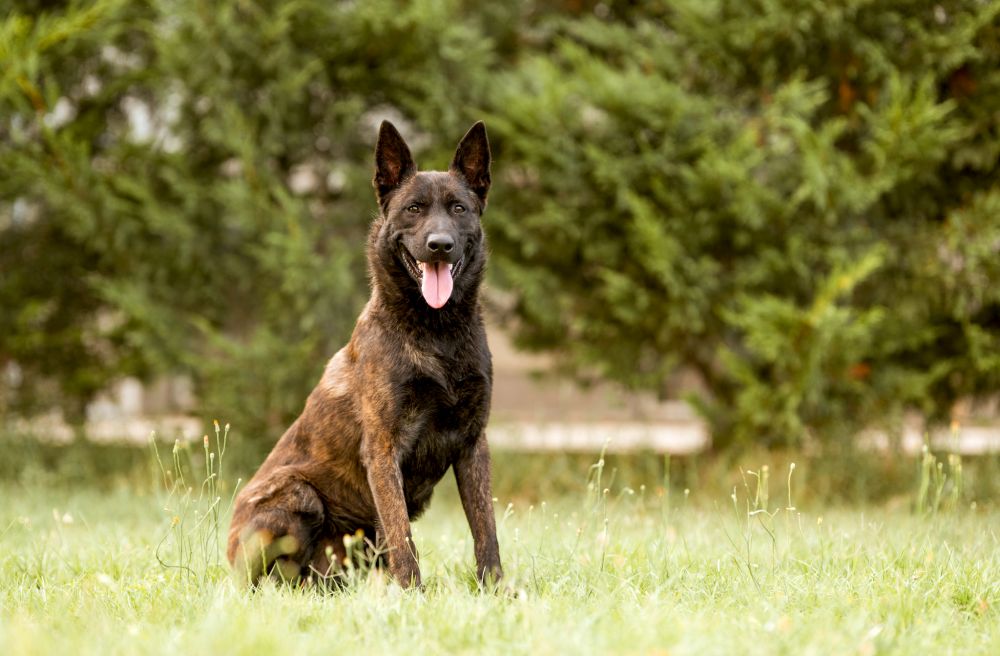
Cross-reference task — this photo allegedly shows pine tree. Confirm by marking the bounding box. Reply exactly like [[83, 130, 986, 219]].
[[3, 0, 999, 452], [485, 0, 1000, 447], [1, 0, 502, 448]]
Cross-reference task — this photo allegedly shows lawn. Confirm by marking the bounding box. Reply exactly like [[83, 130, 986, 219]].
[[1, 449, 998, 655]]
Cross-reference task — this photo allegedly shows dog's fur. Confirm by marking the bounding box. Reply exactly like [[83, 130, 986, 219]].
[[226, 121, 502, 589]]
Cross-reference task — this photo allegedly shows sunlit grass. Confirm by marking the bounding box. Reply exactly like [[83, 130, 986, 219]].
[[1, 446, 997, 655]]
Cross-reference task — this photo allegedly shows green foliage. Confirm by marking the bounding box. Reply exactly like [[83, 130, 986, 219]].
[[486, 0, 1000, 446], [0, 0, 500, 443], [2, 0, 1000, 450]]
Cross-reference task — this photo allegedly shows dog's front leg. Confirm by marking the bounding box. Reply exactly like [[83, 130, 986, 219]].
[[362, 443, 421, 588], [454, 433, 503, 585]]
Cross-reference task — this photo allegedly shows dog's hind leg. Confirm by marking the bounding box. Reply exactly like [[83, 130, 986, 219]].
[[228, 472, 325, 586]]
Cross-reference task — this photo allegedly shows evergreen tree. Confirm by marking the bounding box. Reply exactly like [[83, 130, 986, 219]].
[[3, 0, 999, 451], [486, 0, 1000, 446], [1, 0, 502, 446]]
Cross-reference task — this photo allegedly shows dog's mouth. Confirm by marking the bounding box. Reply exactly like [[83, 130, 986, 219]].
[[399, 246, 464, 309]]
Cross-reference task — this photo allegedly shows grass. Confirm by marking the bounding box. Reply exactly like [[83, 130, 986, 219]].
[[0, 437, 998, 655]]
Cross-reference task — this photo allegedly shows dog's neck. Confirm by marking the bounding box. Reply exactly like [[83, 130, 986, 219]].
[[367, 271, 484, 332]]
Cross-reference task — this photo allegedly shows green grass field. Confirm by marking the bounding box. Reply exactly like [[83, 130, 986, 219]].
[[1, 440, 997, 656]]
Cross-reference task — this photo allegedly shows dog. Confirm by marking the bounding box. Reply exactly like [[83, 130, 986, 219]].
[[226, 121, 502, 589]]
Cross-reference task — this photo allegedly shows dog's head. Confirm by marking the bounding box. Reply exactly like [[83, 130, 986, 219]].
[[369, 121, 491, 310]]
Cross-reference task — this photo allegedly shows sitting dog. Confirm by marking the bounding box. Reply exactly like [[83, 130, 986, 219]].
[[227, 121, 502, 589]]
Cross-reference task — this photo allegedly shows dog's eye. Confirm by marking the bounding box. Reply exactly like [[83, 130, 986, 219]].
[[406, 204, 421, 214], [452, 204, 466, 214]]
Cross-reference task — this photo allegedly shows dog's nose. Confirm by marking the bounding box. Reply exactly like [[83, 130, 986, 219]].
[[426, 233, 454, 253]]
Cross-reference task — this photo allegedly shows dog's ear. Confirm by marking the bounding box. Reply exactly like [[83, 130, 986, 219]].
[[450, 121, 491, 205], [373, 121, 416, 205]]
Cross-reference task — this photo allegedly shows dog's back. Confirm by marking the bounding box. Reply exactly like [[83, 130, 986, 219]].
[[228, 122, 502, 588]]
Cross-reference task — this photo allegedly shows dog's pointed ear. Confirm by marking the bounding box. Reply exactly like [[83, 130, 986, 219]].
[[373, 121, 416, 205], [450, 121, 491, 205]]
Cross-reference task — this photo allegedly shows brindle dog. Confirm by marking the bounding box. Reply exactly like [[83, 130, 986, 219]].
[[227, 121, 502, 589]]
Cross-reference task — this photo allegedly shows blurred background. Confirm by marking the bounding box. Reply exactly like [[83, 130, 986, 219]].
[[2, 0, 1000, 501]]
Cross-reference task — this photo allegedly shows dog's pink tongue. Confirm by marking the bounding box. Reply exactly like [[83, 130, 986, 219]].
[[419, 261, 453, 309]]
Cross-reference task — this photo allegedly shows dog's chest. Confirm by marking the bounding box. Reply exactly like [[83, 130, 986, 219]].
[[396, 368, 489, 506], [400, 369, 488, 452]]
